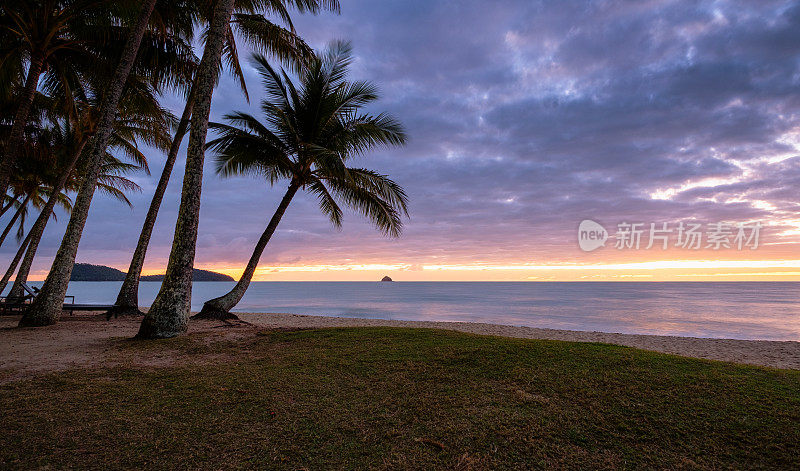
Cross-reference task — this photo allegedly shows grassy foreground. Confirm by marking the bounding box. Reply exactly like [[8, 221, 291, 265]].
[[1, 327, 798, 470]]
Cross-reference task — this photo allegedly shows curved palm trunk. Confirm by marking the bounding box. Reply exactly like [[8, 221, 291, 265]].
[[195, 182, 299, 319], [0, 194, 31, 248], [137, 0, 236, 339], [8, 212, 48, 299], [0, 54, 44, 197], [0, 231, 32, 294], [108, 98, 194, 318], [1, 195, 21, 217], [20, 0, 157, 327], [8, 139, 87, 299]]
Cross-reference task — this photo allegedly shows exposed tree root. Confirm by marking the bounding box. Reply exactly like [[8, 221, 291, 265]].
[[191, 305, 240, 321], [104, 306, 144, 320]]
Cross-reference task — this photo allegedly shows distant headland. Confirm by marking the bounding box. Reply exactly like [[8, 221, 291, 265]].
[[380, 276, 394, 282], [70, 263, 234, 282]]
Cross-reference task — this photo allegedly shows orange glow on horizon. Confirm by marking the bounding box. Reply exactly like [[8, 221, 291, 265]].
[[27, 260, 800, 282], [165, 259, 800, 282]]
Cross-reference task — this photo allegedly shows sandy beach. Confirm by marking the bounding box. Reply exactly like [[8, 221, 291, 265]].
[[1, 312, 798, 377]]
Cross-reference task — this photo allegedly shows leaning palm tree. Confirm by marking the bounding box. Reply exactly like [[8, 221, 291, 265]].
[[5, 79, 171, 297], [20, 0, 163, 327], [110, 0, 319, 318], [0, 123, 85, 294], [7, 152, 147, 298], [139, 0, 339, 338], [0, 86, 62, 241], [0, 106, 77, 249], [18, 0, 200, 326], [0, 194, 30, 244], [0, 135, 70, 249], [183, 42, 408, 320]]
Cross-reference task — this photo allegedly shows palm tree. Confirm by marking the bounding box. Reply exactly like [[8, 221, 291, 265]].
[[0, 195, 22, 218], [20, 0, 161, 327], [0, 0, 113, 197], [111, 0, 319, 317], [138, 0, 339, 338], [0, 195, 30, 245], [6, 80, 171, 298], [190, 42, 407, 320], [7, 149, 148, 298], [0, 120, 75, 249], [0, 87, 62, 247], [0, 137, 68, 249], [0, 194, 31, 248], [0, 135, 78, 295]]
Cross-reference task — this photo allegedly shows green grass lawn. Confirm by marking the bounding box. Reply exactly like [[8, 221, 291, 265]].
[[1, 327, 798, 469]]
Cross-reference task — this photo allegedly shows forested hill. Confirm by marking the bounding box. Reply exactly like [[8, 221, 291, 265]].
[[69, 263, 126, 281], [70, 263, 234, 282], [141, 268, 234, 282]]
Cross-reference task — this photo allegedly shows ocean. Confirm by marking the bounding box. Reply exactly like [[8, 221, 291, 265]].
[[23, 281, 800, 341]]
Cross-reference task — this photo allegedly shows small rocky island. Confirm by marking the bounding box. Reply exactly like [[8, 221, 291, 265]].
[[380, 276, 394, 282]]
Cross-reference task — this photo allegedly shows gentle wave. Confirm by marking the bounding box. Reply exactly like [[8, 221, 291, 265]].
[[29, 281, 800, 341]]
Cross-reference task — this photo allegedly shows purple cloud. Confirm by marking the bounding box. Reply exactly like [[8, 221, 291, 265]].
[[5, 0, 800, 278]]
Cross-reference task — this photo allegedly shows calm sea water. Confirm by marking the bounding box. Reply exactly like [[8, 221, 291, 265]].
[[22, 281, 800, 341]]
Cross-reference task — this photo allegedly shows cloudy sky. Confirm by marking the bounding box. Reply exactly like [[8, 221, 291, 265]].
[[7, 0, 800, 281]]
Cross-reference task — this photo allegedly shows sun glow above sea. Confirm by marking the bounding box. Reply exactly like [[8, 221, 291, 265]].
[[165, 258, 800, 282]]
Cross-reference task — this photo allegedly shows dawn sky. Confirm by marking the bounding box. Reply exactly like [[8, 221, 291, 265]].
[[6, 0, 800, 281]]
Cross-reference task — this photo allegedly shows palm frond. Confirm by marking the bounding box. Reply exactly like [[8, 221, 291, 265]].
[[332, 113, 407, 157], [307, 177, 342, 228], [252, 53, 292, 110], [232, 14, 313, 72], [95, 182, 134, 207], [208, 121, 295, 182], [223, 23, 249, 102], [337, 167, 409, 217], [325, 176, 403, 237]]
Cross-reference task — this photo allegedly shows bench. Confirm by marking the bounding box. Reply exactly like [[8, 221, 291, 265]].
[[0, 282, 78, 316], [62, 303, 116, 315]]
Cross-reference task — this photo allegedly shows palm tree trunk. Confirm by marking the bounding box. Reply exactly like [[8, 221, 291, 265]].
[[20, 0, 158, 327], [195, 182, 299, 319], [0, 231, 32, 294], [137, 0, 236, 339], [0, 194, 31, 248], [8, 139, 87, 299], [0, 53, 45, 198], [8, 211, 48, 299], [1, 195, 21, 217], [109, 97, 194, 318]]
